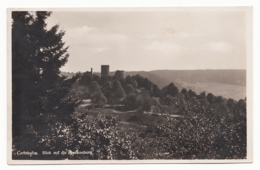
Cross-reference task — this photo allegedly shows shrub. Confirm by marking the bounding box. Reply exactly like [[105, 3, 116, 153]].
[[124, 92, 143, 110], [207, 93, 216, 104], [124, 84, 136, 95], [162, 83, 179, 97]]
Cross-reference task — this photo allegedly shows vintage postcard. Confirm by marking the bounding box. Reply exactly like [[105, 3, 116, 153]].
[[7, 7, 253, 164]]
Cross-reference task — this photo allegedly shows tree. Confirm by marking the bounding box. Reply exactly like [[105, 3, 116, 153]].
[[207, 93, 216, 104], [215, 96, 224, 103], [91, 91, 108, 108], [124, 84, 136, 95], [124, 92, 143, 110], [181, 88, 188, 96], [133, 74, 145, 87], [89, 81, 100, 93], [162, 83, 179, 97], [125, 76, 138, 88], [227, 98, 236, 109], [12, 11, 70, 118], [12, 11, 74, 153], [238, 99, 246, 111], [199, 92, 206, 98], [151, 85, 162, 97], [101, 81, 113, 104], [79, 72, 93, 86], [215, 103, 230, 116], [188, 89, 197, 98], [142, 96, 154, 112], [177, 93, 187, 106], [92, 74, 101, 84], [111, 80, 127, 103], [101, 75, 111, 85], [143, 78, 152, 90], [89, 81, 107, 107]]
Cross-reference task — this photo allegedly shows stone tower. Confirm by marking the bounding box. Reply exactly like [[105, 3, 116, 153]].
[[101, 65, 109, 77], [115, 70, 125, 79]]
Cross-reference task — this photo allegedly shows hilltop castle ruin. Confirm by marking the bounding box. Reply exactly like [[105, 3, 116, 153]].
[[100, 65, 125, 79]]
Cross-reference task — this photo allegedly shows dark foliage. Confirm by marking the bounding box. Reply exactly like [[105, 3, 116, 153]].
[[79, 72, 92, 86], [151, 85, 162, 97], [125, 76, 138, 88], [124, 84, 136, 95], [181, 88, 188, 95], [89, 81, 107, 107], [207, 93, 216, 104], [124, 92, 143, 110], [12, 11, 75, 154], [162, 83, 179, 97]]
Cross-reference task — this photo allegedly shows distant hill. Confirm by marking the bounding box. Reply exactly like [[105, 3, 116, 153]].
[[126, 70, 246, 100], [150, 70, 246, 87], [60, 72, 75, 79]]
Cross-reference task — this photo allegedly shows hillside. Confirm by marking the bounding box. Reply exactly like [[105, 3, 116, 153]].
[[17, 69, 247, 160]]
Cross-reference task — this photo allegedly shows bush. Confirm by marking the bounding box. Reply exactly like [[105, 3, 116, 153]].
[[207, 93, 216, 104], [215, 96, 224, 103], [151, 85, 162, 97], [124, 92, 143, 110], [142, 96, 154, 112], [112, 80, 127, 103], [91, 91, 107, 108], [125, 76, 138, 88], [124, 84, 136, 95], [188, 89, 197, 98], [162, 83, 179, 97]]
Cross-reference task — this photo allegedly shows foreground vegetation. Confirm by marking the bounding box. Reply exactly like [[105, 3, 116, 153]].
[[12, 72, 247, 160]]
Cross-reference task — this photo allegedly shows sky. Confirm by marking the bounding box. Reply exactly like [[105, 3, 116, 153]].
[[45, 7, 250, 73]]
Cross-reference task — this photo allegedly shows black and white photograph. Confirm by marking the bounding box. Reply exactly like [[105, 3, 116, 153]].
[[7, 7, 253, 164]]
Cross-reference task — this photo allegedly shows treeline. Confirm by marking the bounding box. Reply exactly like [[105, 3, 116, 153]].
[[69, 72, 162, 111], [73, 70, 246, 116], [72, 70, 246, 122], [61, 69, 246, 90]]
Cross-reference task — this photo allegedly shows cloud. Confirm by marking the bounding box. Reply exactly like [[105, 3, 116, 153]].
[[166, 28, 175, 34], [145, 41, 181, 54], [89, 47, 109, 52], [90, 33, 128, 42], [66, 25, 94, 38], [143, 31, 192, 40], [142, 35, 156, 39], [165, 27, 192, 38], [176, 32, 191, 38], [64, 25, 128, 46], [202, 41, 234, 53]]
